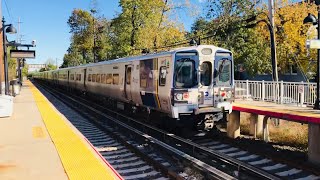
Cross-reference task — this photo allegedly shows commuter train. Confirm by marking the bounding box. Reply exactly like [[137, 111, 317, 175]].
[[34, 45, 234, 130]]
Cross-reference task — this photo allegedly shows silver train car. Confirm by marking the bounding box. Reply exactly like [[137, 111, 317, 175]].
[[34, 45, 234, 130]]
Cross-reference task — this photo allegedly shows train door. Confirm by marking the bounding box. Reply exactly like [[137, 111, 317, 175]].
[[67, 71, 70, 87], [199, 61, 213, 107], [83, 68, 87, 90], [51, 72, 54, 84], [57, 72, 59, 85], [125, 65, 133, 101], [157, 57, 171, 113]]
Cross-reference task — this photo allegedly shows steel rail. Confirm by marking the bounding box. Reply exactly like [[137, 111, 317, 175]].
[[36, 81, 235, 180], [35, 80, 280, 180]]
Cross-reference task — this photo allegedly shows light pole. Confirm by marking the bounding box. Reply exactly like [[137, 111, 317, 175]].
[[2, 17, 17, 95], [90, 9, 97, 63], [247, 14, 278, 82], [304, 3, 320, 109]]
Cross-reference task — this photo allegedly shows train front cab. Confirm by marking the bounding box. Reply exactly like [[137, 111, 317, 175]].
[[171, 46, 233, 130]]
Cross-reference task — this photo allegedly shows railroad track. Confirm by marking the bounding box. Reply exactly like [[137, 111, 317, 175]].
[[193, 138, 320, 180], [35, 80, 319, 179], [35, 81, 234, 179], [37, 84, 174, 179]]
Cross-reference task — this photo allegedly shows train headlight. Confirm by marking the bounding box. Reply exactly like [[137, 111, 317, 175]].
[[183, 92, 189, 99], [226, 91, 232, 98], [174, 93, 183, 101]]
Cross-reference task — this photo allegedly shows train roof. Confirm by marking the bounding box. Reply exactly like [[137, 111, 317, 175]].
[[43, 45, 231, 73]]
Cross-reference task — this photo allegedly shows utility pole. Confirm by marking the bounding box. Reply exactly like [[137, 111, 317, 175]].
[[17, 17, 22, 43], [268, 0, 278, 82], [0, 0, 3, 94], [269, 0, 280, 126], [91, 8, 97, 63], [17, 17, 22, 84]]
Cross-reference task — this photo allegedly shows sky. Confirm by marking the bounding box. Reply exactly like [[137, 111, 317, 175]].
[[2, 0, 205, 66]]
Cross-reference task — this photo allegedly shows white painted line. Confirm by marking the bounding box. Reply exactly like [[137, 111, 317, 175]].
[[210, 144, 229, 149], [237, 154, 259, 161], [200, 141, 220, 146], [276, 168, 302, 177], [218, 147, 239, 153], [262, 163, 287, 171], [227, 151, 247, 157], [294, 175, 320, 180], [249, 158, 271, 165]]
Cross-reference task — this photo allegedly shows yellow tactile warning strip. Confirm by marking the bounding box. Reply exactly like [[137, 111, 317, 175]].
[[32, 126, 46, 138], [27, 81, 123, 180]]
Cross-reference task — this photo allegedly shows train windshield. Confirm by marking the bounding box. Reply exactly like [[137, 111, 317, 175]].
[[200, 62, 212, 86], [174, 52, 198, 88], [214, 52, 232, 86]]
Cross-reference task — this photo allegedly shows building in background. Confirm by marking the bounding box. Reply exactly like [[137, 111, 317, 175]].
[[27, 64, 46, 73]]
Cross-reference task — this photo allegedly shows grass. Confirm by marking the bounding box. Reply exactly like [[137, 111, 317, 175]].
[[240, 112, 308, 151]]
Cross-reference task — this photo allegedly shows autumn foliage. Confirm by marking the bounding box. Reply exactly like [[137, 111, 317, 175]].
[[63, 0, 319, 79], [255, 1, 317, 76]]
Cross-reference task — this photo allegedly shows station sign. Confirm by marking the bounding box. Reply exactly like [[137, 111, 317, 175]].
[[10, 50, 36, 59], [306, 39, 320, 49]]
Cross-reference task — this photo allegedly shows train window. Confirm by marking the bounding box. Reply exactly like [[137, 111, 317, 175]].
[[78, 74, 81, 81], [159, 66, 167, 86], [106, 74, 112, 84], [97, 74, 101, 83], [174, 59, 197, 88], [70, 74, 74, 80], [113, 74, 119, 85], [92, 74, 96, 82], [215, 59, 231, 86], [126, 67, 131, 85], [88, 74, 92, 82], [140, 59, 154, 88], [101, 74, 106, 84], [200, 62, 212, 86]]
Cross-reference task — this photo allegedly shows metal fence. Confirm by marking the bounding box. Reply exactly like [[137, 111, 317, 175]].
[[234, 80, 317, 107]]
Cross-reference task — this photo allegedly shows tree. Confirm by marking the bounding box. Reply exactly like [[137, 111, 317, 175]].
[[39, 58, 57, 72], [110, 0, 185, 58], [22, 63, 28, 77], [63, 9, 111, 67], [61, 44, 85, 68], [198, 0, 269, 76], [250, 1, 318, 76], [68, 9, 95, 62], [204, 0, 258, 41], [7, 46, 17, 80]]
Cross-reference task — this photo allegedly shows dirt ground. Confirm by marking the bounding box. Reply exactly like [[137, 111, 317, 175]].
[[240, 112, 308, 151]]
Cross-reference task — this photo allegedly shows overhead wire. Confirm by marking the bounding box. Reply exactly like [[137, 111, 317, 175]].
[[3, 0, 14, 23]]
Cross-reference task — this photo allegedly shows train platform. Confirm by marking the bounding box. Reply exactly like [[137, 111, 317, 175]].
[[230, 100, 320, 165], [0, 81, 122, 180], [233, 100, 320, 124]]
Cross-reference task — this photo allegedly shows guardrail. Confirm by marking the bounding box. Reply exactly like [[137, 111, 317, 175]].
[[234, 80, 317, 106]]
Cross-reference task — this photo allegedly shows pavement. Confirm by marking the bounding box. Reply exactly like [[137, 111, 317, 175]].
[[0, 81, 122, 180], [234, 100, 320, 124], [0, 83, 68, 180]]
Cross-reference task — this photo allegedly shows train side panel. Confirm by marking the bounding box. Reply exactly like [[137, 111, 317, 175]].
[[157, 56, 173, 114]]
